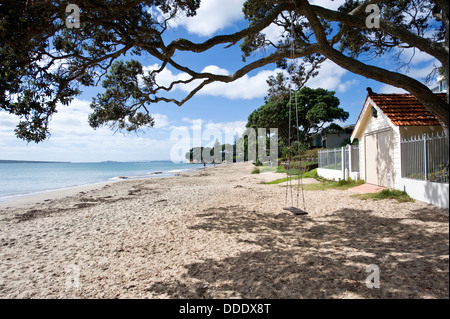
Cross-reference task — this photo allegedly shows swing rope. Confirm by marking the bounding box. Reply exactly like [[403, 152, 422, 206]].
[[295, 89, 306, 212], [283, 3, 307, 215]]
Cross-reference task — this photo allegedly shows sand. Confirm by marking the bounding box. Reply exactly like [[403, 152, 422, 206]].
[[0, 162, 448, 299]]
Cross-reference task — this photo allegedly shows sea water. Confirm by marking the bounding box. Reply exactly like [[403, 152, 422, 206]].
[[0, 161, 204, 202]]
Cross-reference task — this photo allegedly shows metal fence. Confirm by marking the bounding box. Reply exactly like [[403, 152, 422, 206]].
[[401, 133, 449, 183], [318, 145, 360, 172], [351, 145, 360, 172], [318, 148, 342, 170]]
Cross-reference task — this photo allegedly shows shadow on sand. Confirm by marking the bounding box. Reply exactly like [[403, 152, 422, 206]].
[[147, 205, 449, 298]]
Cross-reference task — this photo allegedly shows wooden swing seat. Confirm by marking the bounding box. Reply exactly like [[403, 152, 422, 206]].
[[283, 206, 308, 215]]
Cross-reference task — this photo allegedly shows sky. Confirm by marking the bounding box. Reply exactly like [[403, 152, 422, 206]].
[[0, 0, 440, 162]]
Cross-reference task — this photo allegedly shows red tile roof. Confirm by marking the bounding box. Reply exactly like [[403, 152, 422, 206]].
[[368, 93, 446, 126]]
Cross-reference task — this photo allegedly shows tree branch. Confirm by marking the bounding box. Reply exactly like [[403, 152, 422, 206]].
[[298, 0, 448, 131], [148, 44, 319, 107], [165, 2, 290, 56], [307, 3, 448, 65]]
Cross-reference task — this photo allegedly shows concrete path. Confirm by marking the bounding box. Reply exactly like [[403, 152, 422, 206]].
[[348, 183, 386, 194]]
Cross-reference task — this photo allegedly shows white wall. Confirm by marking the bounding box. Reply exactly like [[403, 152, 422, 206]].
[[318, 170, 448, 208], [356, 99, 394, 182], [392, 127, 401, 190], [364, 102, 392, 133], [356, 100, 401, 188], [317, 168, 360, 181], [398, 178, 449, 209], [400, 126, 443, 139], [317, 168, 343, 181], [349, 98, 449, 208]]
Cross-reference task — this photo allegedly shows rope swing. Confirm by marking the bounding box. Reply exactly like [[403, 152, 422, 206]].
[[283, 6, 307, 216]]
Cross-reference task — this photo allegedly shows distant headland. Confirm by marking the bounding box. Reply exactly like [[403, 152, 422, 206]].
[[0, 160, 70, 164]]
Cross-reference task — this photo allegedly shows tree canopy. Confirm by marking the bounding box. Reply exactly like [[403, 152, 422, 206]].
[[246, 87, 348, 145], [1, 0, 448, 142]]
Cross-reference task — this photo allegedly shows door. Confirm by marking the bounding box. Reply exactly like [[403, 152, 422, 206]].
[[365, 133, 378, 185], [365, 130, 393, 187], [377, 130, 393, 187]]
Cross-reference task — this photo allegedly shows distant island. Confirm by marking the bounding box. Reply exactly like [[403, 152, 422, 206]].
[[0, 160, 70, 164]]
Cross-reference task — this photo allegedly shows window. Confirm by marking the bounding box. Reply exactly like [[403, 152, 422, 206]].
[[371, 106, 378, 118]]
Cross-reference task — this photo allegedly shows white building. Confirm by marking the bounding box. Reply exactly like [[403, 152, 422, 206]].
[[350, 88, 448, 208]]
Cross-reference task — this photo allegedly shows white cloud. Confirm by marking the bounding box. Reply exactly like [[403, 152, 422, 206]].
[[204, 120, 247, 139], [261, 1, 346, 49], [379, 85, 408, 94], [144, 63, 286, 100], [181, 117, 203, 124], [377, 61, 438, 93], [158, 0, 345, 38], [405, 62, 437, 80], [202, 65, 229, 75], [262, 22, 287, 46], [0, 116, 17, 132], [198, 69, 286, 100], [305, 60, 354, 92], [163, 0, 245, 37], [337, 79, 359, 93], [0, 99, 177, 162], [310, 0, 346, 11], [399, 48, 436, 66], [176, 118, 247, 145], [144, 59, 356, 100], [142, 64, 191, 90], [151, 113, 170, 128]]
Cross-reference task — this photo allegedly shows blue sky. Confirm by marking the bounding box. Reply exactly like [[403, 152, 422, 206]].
[[0, 0, 440, 162]]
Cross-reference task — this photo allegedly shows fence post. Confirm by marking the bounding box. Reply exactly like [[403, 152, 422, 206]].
[[348, 144, 352, 172], [334, 149, 337, 170], [318, 151, 321, 168], [423, 133, 428, 181]]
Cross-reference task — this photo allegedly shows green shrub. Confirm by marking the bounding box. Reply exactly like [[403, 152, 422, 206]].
[[251, 168, 260, 174], [301, 148, 320, 160], [353, 189, 414, 203], [302, 177, 364, 191], [253, 159, 263, 166], [302, 168, 318, 178], [263, 168, 318, 185]]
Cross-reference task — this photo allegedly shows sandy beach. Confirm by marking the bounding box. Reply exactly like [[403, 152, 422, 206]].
[[0, 162, 448, 299]]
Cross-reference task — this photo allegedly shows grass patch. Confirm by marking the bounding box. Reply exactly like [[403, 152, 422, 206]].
[[263, 169, 318, 185], [276, 165, 299, 176], [302, 168, 318, 179], [264, 176, 299, 184], [352, 189, 414, 203], [301, 177, 364, 191], [262, 168, 363, 190], [276, 164, 318, 176], [251, 168, 260, 174]]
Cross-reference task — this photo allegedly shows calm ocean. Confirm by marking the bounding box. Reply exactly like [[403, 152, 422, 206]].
[[0, 161, 204, 202]]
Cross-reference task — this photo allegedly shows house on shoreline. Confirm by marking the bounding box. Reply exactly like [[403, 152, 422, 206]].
[[310, 124, 355, 149], [318, 85, 448, 208], [349, 88, 448, 207]]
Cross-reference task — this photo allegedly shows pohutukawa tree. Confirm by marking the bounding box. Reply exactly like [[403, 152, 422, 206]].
[[1, 0, 448, 142], [246, 87, 348, 145]]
